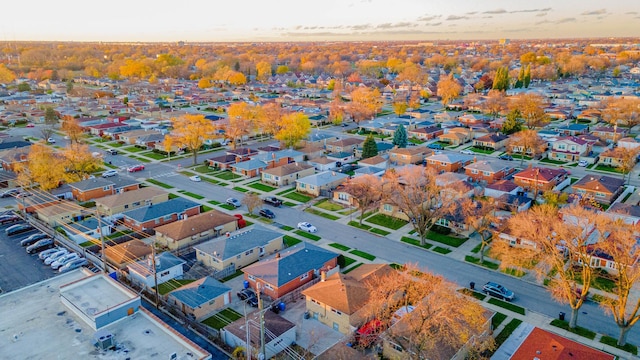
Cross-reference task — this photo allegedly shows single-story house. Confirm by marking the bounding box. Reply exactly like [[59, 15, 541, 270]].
[[95, 187, 169, 217], [69, 177, 141, 202], [571, 174, 625, 205], [63, 217, 113, 245], [167, 277, 232, 321], [35, 200, 84, 227], [599, 147, 636, 168], [127, 251, 186, 288], [261, 162, 316, 187], [425, 153, 473, 173], [307, 156, 340, 171], [512, 166, 569, 192], [357, 155, 387, 169], [207, 154, 237, 170], [326, 137, 364, 154], [229, 158, 267, 178], [408, 126, 444, 141], [472, 133, 509, 151], [483, 179, 522, 199], [154, 210, 239, 251], [296, 170, 350, 197], [389, 146, 432, 165], [104, 239, 152, 269], [464, 160, 514, 184], [121, 197, 201, 232]]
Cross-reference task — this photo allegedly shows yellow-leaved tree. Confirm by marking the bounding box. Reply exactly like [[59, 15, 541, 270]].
[[15, 143, 66, 191], [163, 135, 174, 161], [275, 112, 311, 149], [61, 119, 85, 145], [0, 64, 16, 84], [170, 114, 216, 165], [62, 144, 102, 183], [226, 102, 257, 149], [255, 61, 272, 82]]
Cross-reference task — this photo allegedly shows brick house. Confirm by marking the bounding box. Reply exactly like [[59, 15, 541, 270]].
[[229, 158, 268, 178], [571, 174, 625, 205], [121, 197, 201, 232], [167, 277, 231, 321], [242, 242, 339, 299], [548, 136, 592, 162], [261, 162, 315, 187], [408, 126, 444, 141], [69, 177, 140, 202], [425, 153, 474, 173], [472, 133, 509, 151], [207, 154, 237, 169], [95, 187, 169, 216], [226, 147, 259, 161], [154, 210, 239, 251], [296, 170, 350, 197], [464, 160, 514, 184], [437, 127, 472, 146], [326, 137, 364, 154], [194, 226, 284, 272], [591, 126, 627, 143], [389, 146, 432, 165], [513, 166, 569, 192], [599, 147, 637, 168], [103, 239, 152, 269], [0, 146, 30, 171]]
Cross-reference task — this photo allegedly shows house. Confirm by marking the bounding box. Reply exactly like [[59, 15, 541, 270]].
[[354, 142, 394, 158], [591, 126, 627, 143], [35, 201, 84, 227], [121, 197, 201, 232], [296, 170, 350, 197], [0, 146, 31, 171], [556, 123, 590, 136], [167, 277, 231, 321], [326, 137, 364, 153], [496, 193, 533, 212], [472, 133, 509, 151], [618, 137, 640, 150], [95, 187, 169, 217], [297, 142, 325, 160], [222, 310, 296, 360], [154, 210, 239, 251], [497, 225, 538, 250], [605, 202, 640, 226], [513, 166, 569, 192], [242, 242, 339, 299], [302, 264, 393, 335], [194, 226, 284, 272], [117, 129, 160, 145], [357, 155, 387, 169], [425, 153, 474, 173], [389, 146, 432, 165], [407, 126, 444, 141], [229, 158, 267, 178], [437, 127, 472, 146], [252, 148, 304, 168], [548, 136, 592, 162], [483, 179, 522, 199], [63, 217, 113, 244], [207, 154, 237, 169], [69, 177, 140, 202], [464, 160, 514, 184], [261, 162, 315, 187], [571, 174, 625, 205], [127, 251, 186, 288], [599, 147, 636, 168], [18, 195, 65, 214], [226, 147, 259, 161], [307, 156, 340, 171], [103, 239, 152, 269]]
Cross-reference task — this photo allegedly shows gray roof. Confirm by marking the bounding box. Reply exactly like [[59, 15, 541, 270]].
[[66, 217, 101, 234], [167, 276, 231, 308], [121, 197, 199, 222], [128, 251, 186, 277], [69, 176, 139, 191], [296, 170, 349, 186], [231, 158, 268, 171], [426, 153, 474, 163], [193, 225, 283, 261], [243, 242, 338, 287]]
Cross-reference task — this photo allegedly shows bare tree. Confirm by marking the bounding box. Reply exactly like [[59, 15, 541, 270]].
[[460, 197, 497, 264], [506, 129, 547, 166], [242, 192, 263, 215], [341, 174, 382, 225], [600, 98, 640, 129], [482, 90, 507, 119], [510, 93, 549, 129], [382, 167, 460, 246]]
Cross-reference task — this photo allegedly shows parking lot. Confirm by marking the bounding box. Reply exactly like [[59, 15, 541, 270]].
[[0, 215, 60, 293]]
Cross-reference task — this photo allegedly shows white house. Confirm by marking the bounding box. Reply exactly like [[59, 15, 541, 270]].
[[127, 252, 186, 288], [63, 217, 113, 245]]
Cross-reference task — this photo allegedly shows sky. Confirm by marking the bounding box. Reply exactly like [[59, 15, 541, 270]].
[[3, 0, 640, 42]]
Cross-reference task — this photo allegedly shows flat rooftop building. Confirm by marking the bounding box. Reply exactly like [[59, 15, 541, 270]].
[[0, 270, 211, 360]]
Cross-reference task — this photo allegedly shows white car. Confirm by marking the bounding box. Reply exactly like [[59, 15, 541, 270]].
[[38, 247, 61, 260], [51, 253, 80, 270], [102, 169, 118, 178], [460, 149, 475, 155], [578, 159, 588, 167], [226, 198, 242, 208], [47, 137, 56, 144], [44, 249, 69, 265], [59, 258, 88, 273], [297, 222, 317, 233], [189, 175, 202, 182]]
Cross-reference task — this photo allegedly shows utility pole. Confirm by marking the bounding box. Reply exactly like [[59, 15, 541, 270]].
[[96, 208, 108, 274], [257, 283, 266, 360], [151, 245, 159, 308]]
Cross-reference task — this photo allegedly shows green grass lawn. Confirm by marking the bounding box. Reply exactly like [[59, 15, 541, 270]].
[[458, 288, 487, 301], [201, 308, 243, 330], [202, 177, 221, 185], [103, 162, 118, 169], [337, 254, 357, 268], [464, 255, 499, 270], [146, 179, 174, 189], [141, 151, 169, 160], [207, 200, 221, 205], [281, 225, 293, 231], [283, 235, 302, 247], [304, 208, 340, 220], [492, 312, 507, 329], [600, 335, 638, 355], [494, 319, 523, 351], [247, 182, 277, 192], [314, 198, 345, 211], [179, 170, 197, 177], [220, 269, 244, 282], [370, 228, 391, 236], [400, 236, 433, 249], [284, 192, 312, 203], [432, 246, 452, 254], [276, 187, 296, 196], [501, 267, 527, 278], [106, 230, 133, 239], [488, 298, 526, 315], [177, 190, 205, 199], [594, 164, 623, 174], [329, 243, 351, 251], [219, 204, 236, 210], [214, 171, 243, 181], [365, 213, 408, 230], [348, 221, 371, 230], [201, 205, 213, 212], [122, 146, 146, 153], [426, 231, 467, 247], [79, 240, 97, 247], [192, 165, 219, 174], [470, 147, 495, 154], [349, 249, 376, 261], [294, 230, 321, 241], [540, 158, 568, 165], [155, 279, 195, 295], [232, 186, 250, 193], [550, 319, 596, 340]]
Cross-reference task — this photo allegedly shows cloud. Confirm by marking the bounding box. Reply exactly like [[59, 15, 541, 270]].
[[581, 9, 607, 16], [466, 11, 477, 15], [626, 11, 637, 15], [425, 22, 442, 26], [510, 7, 551, 13], [535, 20, 551, 25], [556, 17, 576, 23], [350, 24, 373, 31], [536, 12, 547, 17], [376, 22, 416, 29], [446, 15, 468, 21], [483, 9, 507, 14], [417, 15, 441, 21]]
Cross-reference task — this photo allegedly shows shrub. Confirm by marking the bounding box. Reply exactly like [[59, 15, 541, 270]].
[[431, 224, 451, 235]]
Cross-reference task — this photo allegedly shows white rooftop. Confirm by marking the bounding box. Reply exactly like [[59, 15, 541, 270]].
[[60, 273, 136, 317], [0, 270, 211, 360]]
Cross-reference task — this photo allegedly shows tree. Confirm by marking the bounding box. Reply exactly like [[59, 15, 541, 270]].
[[341, 174, 382, 225], [501, 109, 522, 135], [170, 114, 216, 165], [15, 143, 66, 191], [163, 135, 174, 161], [507, 129, 546, 165], [483, 90, 507, 119], [258, 103, 282, 139], [365, 264, 494, 358], [0, 64, 16, 84], [541, 190, 568, 208], [511, 93, 549, 129], [242, 192, 262, 215], [275, 112, 311, 148], [61, 119, 84, 145], [396, 63, 428, 104], [347, 87, 382, 124], [492, 67, 509, 91], [598, 219, 640, 346], [255, 61, 272, 82], [17, 82, 31, 92], [61, 144, 102, 183], [392, 102, 408, 116], [460, 197, 497, 264], [383, 167, 460, 246], [436, 74, 462, 106], [500, 205, 606, 329], [514, 67, 524, 88], [226, 102, 256, 149], [361, 134, 378, 159], [523, 65, 531, 88], [617, 147, 640, 184], [40, 107, 59, 141], [600, 98, 640, 129], [392, 124, 408, 148]]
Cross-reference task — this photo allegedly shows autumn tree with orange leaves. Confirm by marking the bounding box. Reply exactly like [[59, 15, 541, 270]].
[[348, 87, 382, 124], [170, 114, 217, 165], [226, 102, 258, 149], [510, 93, 549, 129], [341, 174, 382, 226], [61, 118, 85, 145], [437, 73, 462, 106], [275, 112, 310, 149], [15, 143, 66, 191]]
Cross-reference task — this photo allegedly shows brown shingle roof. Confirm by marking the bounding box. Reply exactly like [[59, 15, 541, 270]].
[[154, 210, 238, 240], [572, 174, 624, 194], [104, 239, 152, 266], [262, 162, 314, 177], [95, 187, 168, 209]]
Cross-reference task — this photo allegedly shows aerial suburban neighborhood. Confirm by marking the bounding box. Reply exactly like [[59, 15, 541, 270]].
[[1, 35, 640, 360]]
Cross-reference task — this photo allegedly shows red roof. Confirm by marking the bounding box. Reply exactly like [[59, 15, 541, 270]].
[[514, 167, 567, 182], [512, 327, 615, 360]]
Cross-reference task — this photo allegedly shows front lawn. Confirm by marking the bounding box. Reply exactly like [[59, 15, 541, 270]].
[[400, 236, 432, 249], [329, 243, 351, 251], [370, 228, 391, 236], [214, 171, 243, 181], [201, 308, 243, 330], [122, 146, 146, 153], [314, 198, 344, 211], [304, 208, 340, 220], [494, 319, 523, 352], [594, 164, 623, 174], [147, 179, 174, 189], [464, 255, 499, 270], [177, 190, 205, 200], [540, 158, 568, 165], [348, 221, 371, 230], [349, 249, 376, 261], [426, 231, 467, 247], [488, 298, 526, 315], [365, 213, 408, 230], [156, 279, 195, 295], [294, 230, 321, 241], [600, 335, 638, 355], [284, 192, 312, 203], [432, 246, 452, 254], [337, 254, 356, 268], [283, 235, 302, 247], [247, 182, 277, 192], [550, 319, 596, 340]]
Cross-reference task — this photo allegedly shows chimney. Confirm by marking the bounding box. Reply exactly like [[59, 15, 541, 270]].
[[276, 253, 281, 259], [473, 156, 477, 163], [321, 271, 326, 282], [235, 156, 241, 163], [226, 232, 230, 237]]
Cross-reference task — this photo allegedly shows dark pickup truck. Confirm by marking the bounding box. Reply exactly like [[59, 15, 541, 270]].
[[263, 196, 283, 207]]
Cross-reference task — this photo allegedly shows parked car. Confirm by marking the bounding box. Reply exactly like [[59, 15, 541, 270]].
[[482, 282, 515, 301], [59, 258, 89, 273], [578, 159, 588, 167], [51, 253, 80, 270], [427, 143, 444, 150], [20, 232, 48, 247], [127, 164, 145, 172], [47, 137, 56, 144], [0, 214, 20, 224], [226, 198, 242, 208], [44, 249, 69, 265], [105, 149, 118, 155], [26, 238, 55, 254], [237, 288, 258, 307], [102, 169, 118, 178], [498, 154, 513, 161], [189, 175, 202, 182], [0, 188, 20, 198], [297, 221, 317, 233], [263, 196, 283, 207], [460, 149, 475, 155], [38, 247, 62, 260], [26, 123, 35, 128], [6, 223, 34, 236], [259, 208, 276, 219]]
